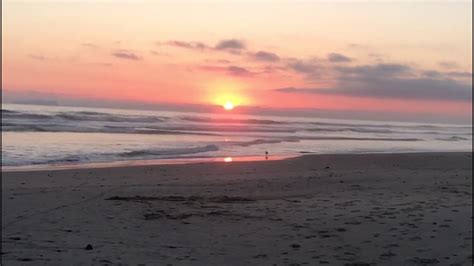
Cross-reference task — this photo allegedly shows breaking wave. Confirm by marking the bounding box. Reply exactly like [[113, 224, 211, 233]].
[[180, 116, 284, 125], [2, 109, 168, 124], [119, 145, 219, 157]]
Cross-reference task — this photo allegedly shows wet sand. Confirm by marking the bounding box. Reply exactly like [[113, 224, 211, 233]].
[[2, 152, 472, 265]]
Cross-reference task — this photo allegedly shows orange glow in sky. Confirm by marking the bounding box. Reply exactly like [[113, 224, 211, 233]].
[[1, 1, 472, 122], [204, 79, 250, 107]]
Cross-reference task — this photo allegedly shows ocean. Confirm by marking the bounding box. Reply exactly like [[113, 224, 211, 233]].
[[2, 103, 472, 169]]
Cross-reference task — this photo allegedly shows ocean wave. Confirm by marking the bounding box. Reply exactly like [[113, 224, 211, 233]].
[[1, 109, 19, 114], [295, 136, 421, 141], [0, 120, 430, 139], [119, 145, 219, 157], [2, 108, 471, 138], [236, 138, 298, 147], [306, 127, 472, 135], [232, 136, 422, 148], [305, 127, 396, 134], [180, 116, 285, 125], [24, 145, 220, 166], [45, 155, 84, 164], [56, 112, 166, 123], [1, 123, 220, 136], [2, 112, 52, 120], [1, 122, 295, 134], [2, 109, 167, 124], [2, 123, 53, 132], [145, 125, 296, 133], [309, 121, 472, 131], [436, 136, 469, 141]]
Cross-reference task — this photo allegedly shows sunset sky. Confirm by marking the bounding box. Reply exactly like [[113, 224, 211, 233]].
[[2, 0, 472, 122]]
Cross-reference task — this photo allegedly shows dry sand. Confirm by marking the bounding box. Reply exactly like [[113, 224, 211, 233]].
[[2, 152, 472, 265]]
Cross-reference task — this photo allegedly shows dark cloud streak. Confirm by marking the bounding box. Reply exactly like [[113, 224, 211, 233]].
[[276, 77, 471, 102], [214, 39, 245, 50], [199, 65, 254, 77], [336, 63, 412, 78], [163, 41, 209, 50], [327, 53, 352, 63], [227, 66, 252, 76], [287, 60, 321, 74], [276, 62, 472, 102], [160, 39, 246, 53], [112, 50, 142, 60], [251, 51, 280, 62]]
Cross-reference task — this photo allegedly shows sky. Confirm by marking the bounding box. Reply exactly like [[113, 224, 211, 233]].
[[2, 0, 472, 123]]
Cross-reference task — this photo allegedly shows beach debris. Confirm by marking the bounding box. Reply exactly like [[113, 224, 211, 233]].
[[380, 251, 397, 258], [408, 257, 440, 264], [145, 212, 193, 220], [84, 244, 93, 250], [290, 243, 301, 249]]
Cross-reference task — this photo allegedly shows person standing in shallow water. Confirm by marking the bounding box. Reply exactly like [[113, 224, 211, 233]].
[[265, 151, 268, 160]]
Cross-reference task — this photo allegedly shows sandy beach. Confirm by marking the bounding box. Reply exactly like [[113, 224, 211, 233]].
[[1, 152, 472, 265]]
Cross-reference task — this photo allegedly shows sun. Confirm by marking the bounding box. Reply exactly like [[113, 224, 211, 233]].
[[223, 101, 235, 111]]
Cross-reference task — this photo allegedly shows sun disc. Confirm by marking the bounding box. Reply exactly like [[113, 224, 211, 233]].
[[223, 101, 234, 111]]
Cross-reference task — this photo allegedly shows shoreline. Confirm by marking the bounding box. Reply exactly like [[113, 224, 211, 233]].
[[2, 150, 470, 173], [2, 152, 472, 265], [1, 154, 296, 173]]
